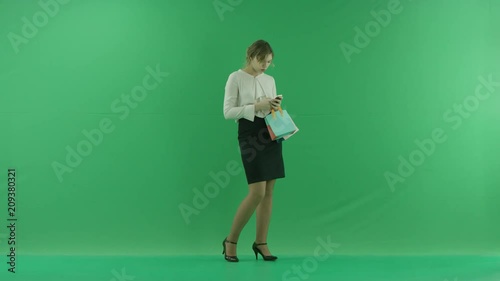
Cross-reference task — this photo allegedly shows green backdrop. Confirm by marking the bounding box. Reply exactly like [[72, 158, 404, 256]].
[[0, 0, 499, 259]]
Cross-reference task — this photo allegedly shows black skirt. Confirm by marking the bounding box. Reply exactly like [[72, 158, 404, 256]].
[[238, 116, 285, 185]]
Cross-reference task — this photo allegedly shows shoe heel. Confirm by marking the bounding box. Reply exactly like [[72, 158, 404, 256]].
[[222, 237, 239, 262], [252, 242, 278, 261]]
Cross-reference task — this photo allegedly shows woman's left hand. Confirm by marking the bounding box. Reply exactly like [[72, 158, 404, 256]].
[[270, 95, 282, 110], [270, 99, 280, 110]]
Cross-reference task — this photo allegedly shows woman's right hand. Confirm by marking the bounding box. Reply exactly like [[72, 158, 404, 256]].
[[255, 97, 272, 112], [255, 97, 280, 112]]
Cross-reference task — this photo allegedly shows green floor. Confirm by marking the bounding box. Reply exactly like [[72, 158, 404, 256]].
[[1, 255, 498, 281]]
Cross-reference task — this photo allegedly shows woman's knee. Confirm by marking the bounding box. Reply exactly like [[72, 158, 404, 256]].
[[248, 181, 266, 202], [263, 180, 276, 198]]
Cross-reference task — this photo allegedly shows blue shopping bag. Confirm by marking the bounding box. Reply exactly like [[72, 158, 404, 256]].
[[264, 107, 298, 141]]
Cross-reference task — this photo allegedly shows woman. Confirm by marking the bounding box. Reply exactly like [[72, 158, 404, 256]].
[[221, 39, 285, 262]]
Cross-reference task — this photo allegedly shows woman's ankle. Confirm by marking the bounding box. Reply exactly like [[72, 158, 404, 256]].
[[226, 234, 239, 243]]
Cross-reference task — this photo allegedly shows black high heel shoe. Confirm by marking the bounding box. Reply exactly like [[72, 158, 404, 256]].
[[222, 238, 239, 262], [252, 242, 278, 261]]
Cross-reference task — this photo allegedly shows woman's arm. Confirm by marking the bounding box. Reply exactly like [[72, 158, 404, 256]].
[[223, 75, 256, 121], [271, 78, 277, 98]]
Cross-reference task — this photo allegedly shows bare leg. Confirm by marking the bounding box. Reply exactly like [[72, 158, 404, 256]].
[[225, 181, 266, 256], [255, 179, 276, 256]]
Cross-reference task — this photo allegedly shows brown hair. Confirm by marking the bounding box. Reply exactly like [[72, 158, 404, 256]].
[[245, 39, 274, 66]]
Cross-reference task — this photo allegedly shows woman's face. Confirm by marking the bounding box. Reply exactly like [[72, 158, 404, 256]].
[[251, 54, 273, 73]]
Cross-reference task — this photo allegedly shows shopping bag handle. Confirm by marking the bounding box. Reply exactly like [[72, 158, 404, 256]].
[[271, 106, 283, 119]]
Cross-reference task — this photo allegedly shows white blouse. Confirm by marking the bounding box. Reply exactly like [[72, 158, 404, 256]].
[[223, 69, 278, 122]]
